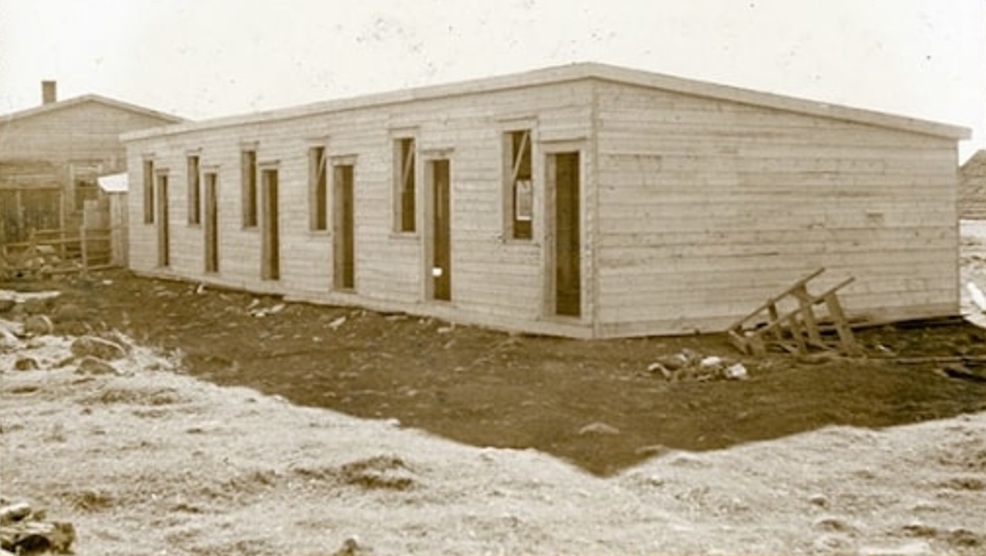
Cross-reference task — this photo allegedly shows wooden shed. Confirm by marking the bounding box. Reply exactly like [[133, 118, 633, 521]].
[[121, 63, 969, 339]]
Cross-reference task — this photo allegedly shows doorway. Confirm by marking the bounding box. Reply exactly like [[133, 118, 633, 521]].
[[203, 173, 218, 273], [426, 159, 451, 301], [550, 152, 580, 317], [333, 164, 355, 290], [156, 173, 169, 267], [260, 168, 279, 280]]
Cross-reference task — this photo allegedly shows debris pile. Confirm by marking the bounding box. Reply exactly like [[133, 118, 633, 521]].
[[0, 499, 75, 555], [0, 290, 91, 337], [247, 299, 286, 318], [647, 349, 749, 382], [1, 288, 179, 377], [0, 245, 64, 281]]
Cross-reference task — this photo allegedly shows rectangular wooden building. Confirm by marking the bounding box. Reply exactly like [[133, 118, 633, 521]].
[[121, 63, 970, 338]]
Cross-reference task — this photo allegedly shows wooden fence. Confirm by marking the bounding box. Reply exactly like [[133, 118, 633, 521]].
[[0, 227, 117, 279]]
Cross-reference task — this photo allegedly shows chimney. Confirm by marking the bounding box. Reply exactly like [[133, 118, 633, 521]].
[[42, 80, 57, 104]]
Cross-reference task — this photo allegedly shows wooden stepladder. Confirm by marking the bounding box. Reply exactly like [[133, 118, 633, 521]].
[[728, 268, 861, 357]]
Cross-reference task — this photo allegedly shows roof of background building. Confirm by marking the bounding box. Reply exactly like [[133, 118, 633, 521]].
[[1, 94, 184, 125]]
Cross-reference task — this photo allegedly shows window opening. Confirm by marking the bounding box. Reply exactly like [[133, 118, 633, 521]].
[[507, 130, 533, 239], [310, 146, 328, 231]]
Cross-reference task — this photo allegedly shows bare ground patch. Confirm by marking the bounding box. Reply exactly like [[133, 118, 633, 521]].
[[1, 223, 984, 554]]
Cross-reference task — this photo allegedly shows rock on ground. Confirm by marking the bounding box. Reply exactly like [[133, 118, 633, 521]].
[[75, 356, 118, 376], [52, 304, 85, 323], [71, 336, 126, 361], [21, 298, 50, 315], [22, 316, 53, 336]]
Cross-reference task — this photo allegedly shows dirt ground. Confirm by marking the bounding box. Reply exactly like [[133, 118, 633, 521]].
[[1, 222, 985, 555]]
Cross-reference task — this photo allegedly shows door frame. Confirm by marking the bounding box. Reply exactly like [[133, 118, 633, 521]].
[[332, 156, 357, 291], [541, 141, 585, 320], [259, 164, 280, 281], [203, 170, 219, 273], [421, 150, 453, 302], [155, 170, 170, 268]]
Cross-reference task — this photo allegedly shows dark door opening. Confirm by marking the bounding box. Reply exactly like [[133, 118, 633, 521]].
[[260, 168, 279, 280], [428, 159, 451, 301], [156, 174, 169, 267], [553, 152, 580, 317], [204, 173, 218, 273], [333, 164, 355, 290]]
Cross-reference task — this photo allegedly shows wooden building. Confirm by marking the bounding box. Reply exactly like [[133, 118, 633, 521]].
[[960, 150, 986, 220], [122, 63, 969, 338], [0, 81, 182, 244]]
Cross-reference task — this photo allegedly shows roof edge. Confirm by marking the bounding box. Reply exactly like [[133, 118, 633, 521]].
[[1, 94, 185, 125], [121, 62, 971, 142], [584, 63, 970, 141], [122, 64, 592, 141]]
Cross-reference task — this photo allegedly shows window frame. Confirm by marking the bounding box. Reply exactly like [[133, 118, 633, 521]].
[[502, 126, 536, 241], [309, 145, 328, 232], [241, 147, 258, 228], [392, 134, 417, 234], [73, 178, 99, 214]]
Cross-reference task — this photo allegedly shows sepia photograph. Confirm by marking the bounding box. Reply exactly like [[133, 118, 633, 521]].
[[1, 1, 985, 554]]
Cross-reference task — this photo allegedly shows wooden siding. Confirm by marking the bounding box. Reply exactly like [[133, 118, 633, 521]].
[[593, 80, 960, 337], [960, 150, 986, 220], [0, 101, 174, 165], [126, 82, 595, 336]]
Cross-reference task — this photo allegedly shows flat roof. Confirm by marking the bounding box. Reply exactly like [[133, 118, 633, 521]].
[[121, 62, 971, 142]]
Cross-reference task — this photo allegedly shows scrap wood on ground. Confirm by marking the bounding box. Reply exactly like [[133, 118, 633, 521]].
[[0, 499, 75, 555]]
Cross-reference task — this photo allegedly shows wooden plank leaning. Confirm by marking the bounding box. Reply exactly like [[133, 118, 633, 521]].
[[728, 268, 859, 357]]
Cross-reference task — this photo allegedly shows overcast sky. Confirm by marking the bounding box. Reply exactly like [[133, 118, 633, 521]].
[[1, 0, 983, 161]]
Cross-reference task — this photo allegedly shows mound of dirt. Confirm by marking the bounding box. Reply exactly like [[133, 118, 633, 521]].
[[2, 349, 985, 555]]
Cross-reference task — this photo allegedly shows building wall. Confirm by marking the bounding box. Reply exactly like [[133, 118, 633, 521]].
[[593, 80, 960, 337], [0, 101, 174, 164], [108, 193, 129, 266], [126, 81, 596, 336]]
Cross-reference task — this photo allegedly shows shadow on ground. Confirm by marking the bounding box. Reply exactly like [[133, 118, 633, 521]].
[[14, 271, 986, 476]]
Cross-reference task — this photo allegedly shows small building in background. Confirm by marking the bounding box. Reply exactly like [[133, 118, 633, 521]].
[[0, 81, 182, 246], [121, 63, 969, 338], [96, 172, 130, 267], [960, 150, 986, 220]]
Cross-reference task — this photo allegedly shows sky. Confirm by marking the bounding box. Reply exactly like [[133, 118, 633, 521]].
[[1, 0, 983, 162]]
